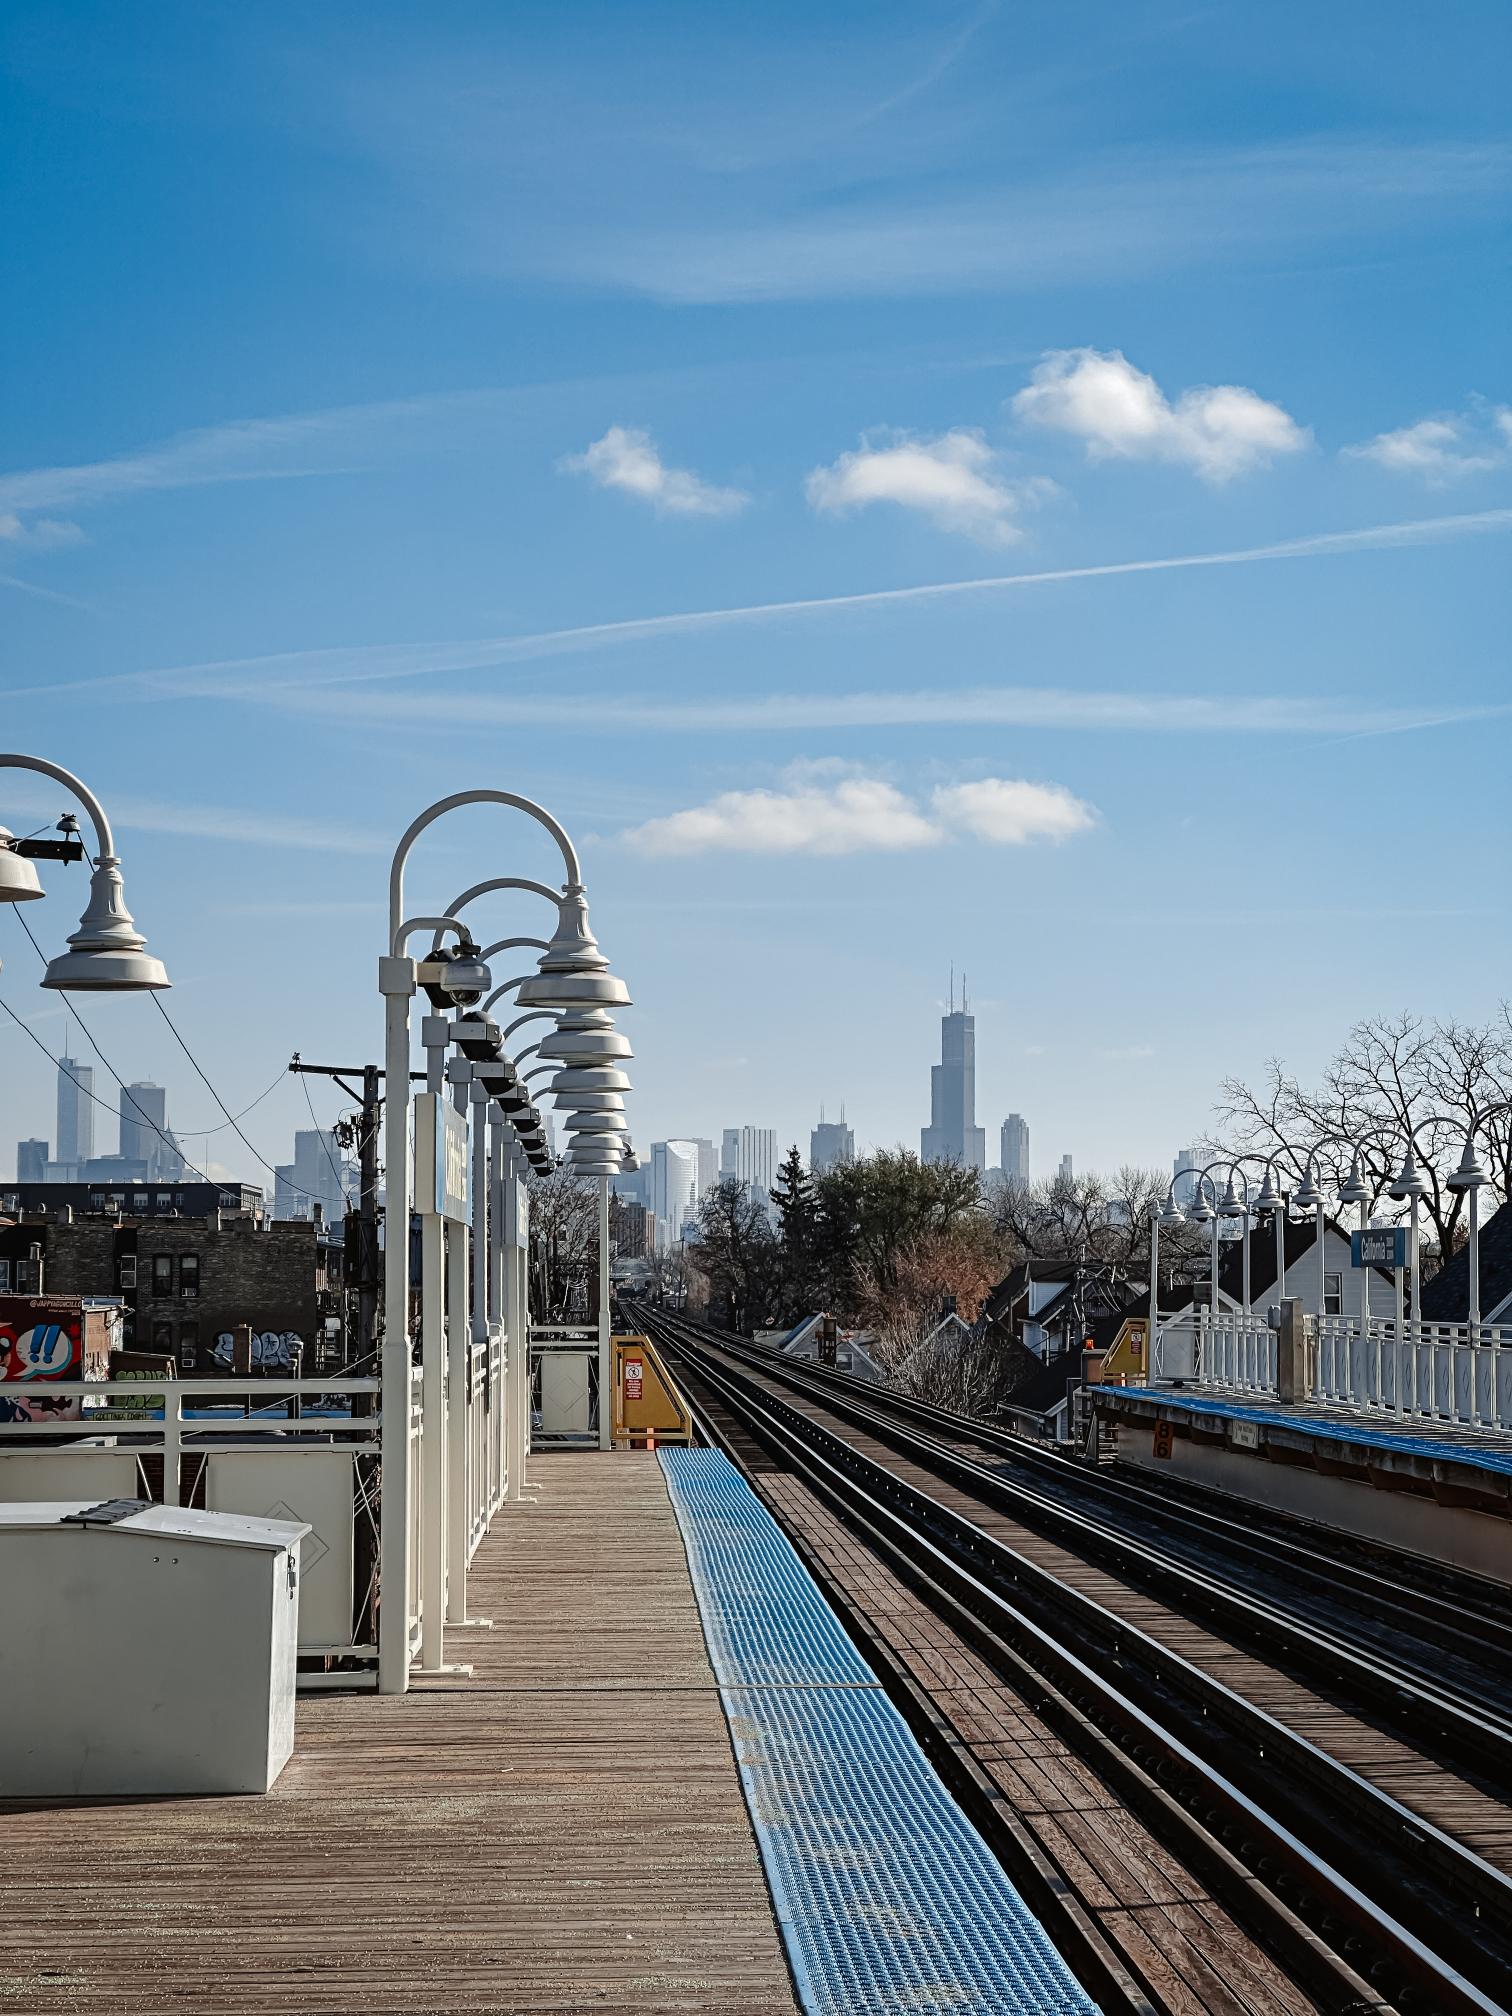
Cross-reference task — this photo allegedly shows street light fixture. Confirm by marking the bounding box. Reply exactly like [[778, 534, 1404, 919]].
[[0, 754, 170, 989]]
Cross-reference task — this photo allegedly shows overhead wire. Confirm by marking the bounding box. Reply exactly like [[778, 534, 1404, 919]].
[[3, 908, 331, 1206]]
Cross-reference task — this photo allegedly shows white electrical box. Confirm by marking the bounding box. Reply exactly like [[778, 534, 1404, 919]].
[[0, 1498, 309, 1797]]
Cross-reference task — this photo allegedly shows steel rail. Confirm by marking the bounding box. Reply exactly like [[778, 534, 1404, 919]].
[[686, 1325, 1512, 1770], [646, 1311, 1512, 2016], [744, 1334, 1512, 1673]]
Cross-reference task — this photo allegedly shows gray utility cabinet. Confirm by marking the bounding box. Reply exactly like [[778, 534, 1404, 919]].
[[0, 1498, 309, 1796]]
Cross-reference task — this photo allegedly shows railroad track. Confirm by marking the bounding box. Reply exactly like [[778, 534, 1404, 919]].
[[638, 1306, 1512, 2016], [739, 1336, 1512, 1698]]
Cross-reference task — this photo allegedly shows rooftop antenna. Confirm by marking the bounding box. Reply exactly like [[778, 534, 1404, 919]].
[[963, 970, 969, 1014], [949, 962, 955, 1014]]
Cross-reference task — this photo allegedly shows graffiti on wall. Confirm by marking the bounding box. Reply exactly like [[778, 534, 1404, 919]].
[[0, 1295, 84, 1421], [210, 1329, 305, 1372]]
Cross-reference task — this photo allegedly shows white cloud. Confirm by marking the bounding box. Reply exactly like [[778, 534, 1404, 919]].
[[805, 429, 1049, 545], [0, 513, 84, 549], [1344, 404, 1512, 482], [626, 773, 938, 857], [1012, 347, 1309, 481], [561, 425, 748, 517], [931, 777, 1096, 844], [623, 765, 1098, 857]]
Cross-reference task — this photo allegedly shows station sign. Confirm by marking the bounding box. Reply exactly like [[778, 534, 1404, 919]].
[[413, 1093, 470, 1223], [1350, 1226, 1407, 1270]]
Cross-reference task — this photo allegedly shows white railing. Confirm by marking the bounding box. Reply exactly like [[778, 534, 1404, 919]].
[[1155, 1309, 1512, 1431], [466, 1331, 507, 1561], [1315, 1315, 1511, 1428], [1196, 1310, 1278, 1395], [0, 1376, 384, 1679]]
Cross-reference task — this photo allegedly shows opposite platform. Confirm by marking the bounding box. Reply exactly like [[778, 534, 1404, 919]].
[[0, 1453, 798, 2016]]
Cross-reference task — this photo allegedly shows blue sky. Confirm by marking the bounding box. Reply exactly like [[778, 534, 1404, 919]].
[[2, 0, 1508, 1182]]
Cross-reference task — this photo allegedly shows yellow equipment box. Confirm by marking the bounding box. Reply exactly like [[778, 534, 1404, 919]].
[[611, 1333, 692, 1448]]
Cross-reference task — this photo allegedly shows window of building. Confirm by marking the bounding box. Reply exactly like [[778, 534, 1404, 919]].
[[151, 1320, 173, 1352], [90, 1192, 105, 1210], [179, 1321, 199, 1369], [0, 1259, 10, 1292], [178, 1253, 200, 1298], [155, 1193, 172, 1209], [1324, 1271, 1343, 1316], [152, 1254, 174, 1295], [133, 1193, 149, 1211], [110, 1191, 126, 1206], [173, 1193, 184, 1207]]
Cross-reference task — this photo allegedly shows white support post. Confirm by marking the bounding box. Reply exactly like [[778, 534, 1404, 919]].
[[445, 1215, 473, 1625], [488, 1116, 507, 1500], [378, 960, 416, 1696], [598, 1174, 611, 1451], [506, 1147, 531, 1500], [419, 1212, 447, 1670], [161, 1388, 182, 1508]]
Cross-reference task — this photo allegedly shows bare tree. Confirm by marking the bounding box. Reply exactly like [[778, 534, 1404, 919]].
[[1210, 1008, 1512, 1269], [691, 1177, 782, 1334], [527, 1168, 598, 1318], [991, 1165, 1200, 1272]]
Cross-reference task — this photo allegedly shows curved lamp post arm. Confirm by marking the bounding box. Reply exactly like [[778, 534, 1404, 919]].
[[433, 878, 563, 954], [389, 791, 580, 949], [503, 1009, 557, 1043], [0, 753, 115, 860], [392, 914, 472, 959], [477, 936, 549, 962]]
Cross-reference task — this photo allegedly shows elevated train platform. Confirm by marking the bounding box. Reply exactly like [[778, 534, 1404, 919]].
[[1097, 1383, 1512, 1580], [0, 1444, 1095, 2016]]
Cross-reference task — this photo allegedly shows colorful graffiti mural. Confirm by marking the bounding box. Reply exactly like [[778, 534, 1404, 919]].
[[210, 1330, 304, 1373], [0, 1295, 84, 1422]]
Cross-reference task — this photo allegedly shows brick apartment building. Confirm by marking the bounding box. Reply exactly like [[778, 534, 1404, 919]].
[[0, 1209, 343, 1373]]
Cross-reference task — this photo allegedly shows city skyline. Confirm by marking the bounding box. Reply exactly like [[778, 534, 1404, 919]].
[[1, 4, 1506, 1178]]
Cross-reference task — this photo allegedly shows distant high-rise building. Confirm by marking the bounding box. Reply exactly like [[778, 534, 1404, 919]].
[[273, 1165, 299, 1220], [1000, 1113, 1029, 1183], [119, 1081, 166, 1165], [293, 1128, 348, 1232], [651, 1140, 700, 1249], [1058, 1153, 1074, 1183], [56, 1056, 94, 1168], [118, 1081, 187, 1183], [720, 1126, 777, 1194], [810, 1109, 854, 1176], [16, 1139, 48, 1184], [1172, 1148, 1197, 1207], [692, 1138, 717, 1199], [920, 988, 986, 1173]]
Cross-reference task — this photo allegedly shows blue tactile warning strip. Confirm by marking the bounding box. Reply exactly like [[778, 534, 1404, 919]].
[[1116, 1388, 1512, 1475], [660, 1446, 1097, 2016]]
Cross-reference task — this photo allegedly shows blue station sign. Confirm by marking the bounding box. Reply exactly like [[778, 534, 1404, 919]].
[[1351, 1226, 1408, 1270]]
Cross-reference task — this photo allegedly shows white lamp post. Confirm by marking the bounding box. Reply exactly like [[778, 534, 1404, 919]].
[[380, 789, 588, 1697], [0, 754, 169, 988]]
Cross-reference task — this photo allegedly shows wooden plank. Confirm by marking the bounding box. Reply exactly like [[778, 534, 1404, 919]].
[[0, 1452, 798, 2016]]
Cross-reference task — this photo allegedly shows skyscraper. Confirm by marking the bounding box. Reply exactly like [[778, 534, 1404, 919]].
[[119, 1082, 167, 1165], [16, 1139, 48, 1183], [920, 998, 986, 1173], [1172, 1148, 1198, 1207], [650, 1139, 700, 1249], [693, 1138, 717, 1199], [810, 1110, 854, 1175], [293, 1128, 348, 1231], [1059, 1153, 1074, 1183], [56, 1057, 94, 1168], [720, 1126, 776, 1194], [1000, 1113, 1029, 1183]]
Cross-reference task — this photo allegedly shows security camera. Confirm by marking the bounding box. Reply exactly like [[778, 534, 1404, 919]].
[[437, 942, 492, 1008]]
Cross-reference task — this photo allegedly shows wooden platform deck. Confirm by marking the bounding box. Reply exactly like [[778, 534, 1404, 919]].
[[0, 1454, 799, 2016]]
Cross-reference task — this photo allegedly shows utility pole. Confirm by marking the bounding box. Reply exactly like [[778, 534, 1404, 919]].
[[288, 1057, 422, 1376]]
